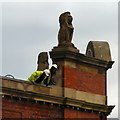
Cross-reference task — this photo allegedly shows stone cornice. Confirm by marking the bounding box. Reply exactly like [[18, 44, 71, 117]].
[[2, 86, 115, 116], [1, 76, 107, 105], [50, 49, 114, 70]]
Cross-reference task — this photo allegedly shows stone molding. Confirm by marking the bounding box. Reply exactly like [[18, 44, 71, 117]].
[[1, 76, 115, 116], [1, 76, 106, 105], [50, 50, 114, 70]]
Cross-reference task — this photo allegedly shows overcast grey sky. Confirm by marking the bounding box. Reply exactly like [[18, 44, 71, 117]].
[[1, 1, 118, 118]]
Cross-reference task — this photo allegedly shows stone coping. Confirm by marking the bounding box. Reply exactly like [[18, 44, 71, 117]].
[[50, 50, 114, 70], [1, 76, 106, 105]]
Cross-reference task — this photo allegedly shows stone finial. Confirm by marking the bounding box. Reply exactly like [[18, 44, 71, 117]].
[[37, 52, 49, 71], [86, 41, 112, 61], [58, 12, 74, 46]]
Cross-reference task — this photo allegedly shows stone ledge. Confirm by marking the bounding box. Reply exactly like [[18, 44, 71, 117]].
[[1, 76, 115, 116], [2, 86, 114, 116], [50, 50, 114, 70], [1, 76, 51, 94], [64, 88, 106, 105], [1, 77, 107, 105], [1, 76, 106, 105], [51, 46, 79, 53]]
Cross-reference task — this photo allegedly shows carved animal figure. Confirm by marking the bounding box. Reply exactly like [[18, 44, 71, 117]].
[[58, 12, 74, 46]]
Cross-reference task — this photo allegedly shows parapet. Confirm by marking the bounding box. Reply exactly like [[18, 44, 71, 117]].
[[1, 76, 115, 116]]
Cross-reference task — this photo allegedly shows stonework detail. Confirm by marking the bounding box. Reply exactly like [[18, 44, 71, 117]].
[[49, 12, 115, 118], [86, 41, 112, 61], [58, 12, 74, 46], [37, 52, 49, 71]]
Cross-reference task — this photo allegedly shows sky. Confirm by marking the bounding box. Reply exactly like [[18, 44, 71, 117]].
[[1, 1, 118, 118]]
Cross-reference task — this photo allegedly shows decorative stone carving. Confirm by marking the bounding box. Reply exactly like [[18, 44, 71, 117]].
[[86, 41, 112, 61], [58, 12, 74, 46], [37, 52, 49, 71]]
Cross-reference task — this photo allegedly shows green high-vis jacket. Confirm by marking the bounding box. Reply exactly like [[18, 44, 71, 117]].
[[27, 70, 51, 85]]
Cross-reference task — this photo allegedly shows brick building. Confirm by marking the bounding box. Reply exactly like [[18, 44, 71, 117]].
[[1, 12, 115, 119]]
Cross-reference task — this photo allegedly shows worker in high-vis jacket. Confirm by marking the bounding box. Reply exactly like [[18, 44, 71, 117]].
[[27, 64, 58, 86]]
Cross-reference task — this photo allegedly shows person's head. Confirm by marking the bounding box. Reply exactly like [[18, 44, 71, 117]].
[[50, 64, 58, 75]]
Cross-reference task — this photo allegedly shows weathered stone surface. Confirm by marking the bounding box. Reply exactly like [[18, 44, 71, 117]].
[[50, 86, 63, 97], [16, 83, 25, 91], [37, 52, 49, 71], [58, 12, 74, 46], [64, 87, 76, 99], [86, 41, 112, 61], [1, 76, 107, 105], [51, 61, 65, 87], [2, 78, 17, 89], [52, 45, 79, 53], [50, 50, 114, 70], [54, 12, 79, 53], [76, 90, 106, 105]]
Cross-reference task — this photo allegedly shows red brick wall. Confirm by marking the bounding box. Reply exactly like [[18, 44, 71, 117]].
[[2, 98, 106, 119], [64, 66, 105, 95], [2, 98, 63, 119], [0, 98, 2, 119], [64, 108, 100, 119]]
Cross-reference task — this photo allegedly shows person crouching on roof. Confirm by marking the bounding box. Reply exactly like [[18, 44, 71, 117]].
[[27, 64, 58, 86]]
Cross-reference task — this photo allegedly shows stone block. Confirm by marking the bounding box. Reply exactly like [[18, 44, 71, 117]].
[[64, 60, 76, 68], [76, 90, 106, 105], [86, 41, 112, 61], [50, 86, 63, 97], [51, 46, 79, 53], [33, 85, 50, 95], [16, 83, 25, 91], [2, 79, 16, 89], [79, 64, 98, 73], [64, 88, 76, 99], [25, 84, 34, 92]]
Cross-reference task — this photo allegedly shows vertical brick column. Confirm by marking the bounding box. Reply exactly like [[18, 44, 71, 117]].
[[63, 64, 106, 95], [50, 47, 113, 95], [50, 46, 114, 119]]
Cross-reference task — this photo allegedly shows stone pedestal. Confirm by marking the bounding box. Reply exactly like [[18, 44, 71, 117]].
[[49, 45, 114, 119], [53, 44, 79, 53], [50, 46, 114, 92]]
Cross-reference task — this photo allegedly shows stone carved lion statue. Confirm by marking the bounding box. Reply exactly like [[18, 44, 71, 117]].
[[58, 12, 74, 46]]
